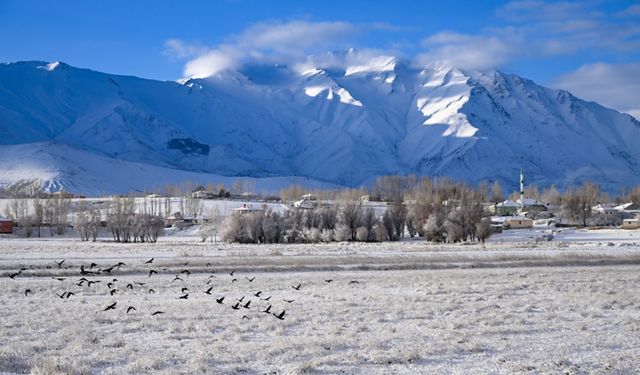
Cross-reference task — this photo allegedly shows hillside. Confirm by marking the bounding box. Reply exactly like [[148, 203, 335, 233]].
[[1, 53, 639, 194]]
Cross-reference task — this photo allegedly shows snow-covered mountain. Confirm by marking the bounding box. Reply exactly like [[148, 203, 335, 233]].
[[1, 52, 639, 195]]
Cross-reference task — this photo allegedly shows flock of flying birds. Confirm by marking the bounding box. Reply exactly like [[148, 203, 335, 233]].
[[6, 257, 361, 322]]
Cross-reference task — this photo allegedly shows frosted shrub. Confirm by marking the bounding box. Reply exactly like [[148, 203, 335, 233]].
[[333, 224, 351, 242], [423, 214, 445, 242], [283, 228, 300, 243], [302, 227, 321, 243], [373, 222, 387, 242], [355, 227, 369, 242], [320, 229, 334, 242], [220, 215, 247, 243]]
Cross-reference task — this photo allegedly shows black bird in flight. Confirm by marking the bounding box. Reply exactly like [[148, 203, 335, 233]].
[[261, 296, 272, 301], [56, 292, 66, 299], [171, 276, 183, 283], [246, 276, 255, 282], [229, 269, 235, 276], [148, 270, 157, 277], [325, 279, 333, 283], [204, 287, 213, 295], [180, 269, 191, 275], [9, 268, 26, 279], [102, 265, 115, 274], [216, 296, 225, 304], [151, 311, 164, 316], [89, 263, 98, 270], [148, 289, 156, 294], [56, 259, 65, 268], [110, 289, 117, 296], [24, 289, 32, 296], [231, 278, 238, 283], [206, 263, 212, 267], [126, 283, 133, 290], [262, 305, 272, 314], [348, 280, 360, 285], [206, 279, 215, 285], [254, 291, 262, 297], [115, 262, 126, 269], [87, 280, 100, 287], [208, 275, 216, 279], [237, 296, 245, 302], [242, 315, 249, 320], [65, 292, 75, 299], [242, 300, 251, 309], [126, 306, 136, 313], [135, 282, 146, 286], [107, 282, 115, 289], [76, 281, 84, 287], [181, 287, 189, 293], [273, 310, 286, 320], [145, 258, 154, 264], [292, 284, 302, 290], [284, 299, 295, 303], [52, 277, 66, 281], [231, 302, 240, 310], [178, 293, 189, 299], [103, 302, 117, 311]]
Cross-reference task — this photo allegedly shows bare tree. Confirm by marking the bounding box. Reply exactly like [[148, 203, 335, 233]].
[[563, 182, 600, 227], [46, 194, 72, 235], [475, 217, 493, 243], [198, 206, 223, 243], [340, 202, 362, 241]]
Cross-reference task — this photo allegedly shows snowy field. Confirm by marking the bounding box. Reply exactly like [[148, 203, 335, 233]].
[[0, 231, 639, 374]]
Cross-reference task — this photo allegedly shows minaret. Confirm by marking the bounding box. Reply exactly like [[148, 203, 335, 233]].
[[519, 169, 524, 213]]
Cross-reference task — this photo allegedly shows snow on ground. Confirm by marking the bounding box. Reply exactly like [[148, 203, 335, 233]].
[[0, 234, 639, 374]]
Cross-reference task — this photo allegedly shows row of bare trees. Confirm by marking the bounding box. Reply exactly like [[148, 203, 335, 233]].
[[220, 192, 493, 244], [3, 195, 72, 237], [103, 197, 164, 243]]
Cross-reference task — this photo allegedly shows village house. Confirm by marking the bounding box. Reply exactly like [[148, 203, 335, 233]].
[[487, 200, 519, 216], [621, 218, 640, 229], [191, 190, 217, 199], [504, 217, 534, 229], [292, 194, 318, 210], [518, 198, 548, 213], [231, 204, 264, 215], [0, 216, 13, 234], [614, 202, 640, 216], [592, 204, 619, 216]]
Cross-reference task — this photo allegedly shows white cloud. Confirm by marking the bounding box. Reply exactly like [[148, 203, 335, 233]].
[[163, 39, 207, 59], [551, 62, 640, 119], [170, 20, 362, 78], [417, 31, 522, 70], [183, 46, 242, 78], [417, 1, 640, 71]]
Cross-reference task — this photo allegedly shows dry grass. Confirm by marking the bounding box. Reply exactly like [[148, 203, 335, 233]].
[[0, 239, 639, 373]]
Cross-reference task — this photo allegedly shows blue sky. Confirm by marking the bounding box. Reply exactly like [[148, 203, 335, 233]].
[[1, 0, 638, 116]]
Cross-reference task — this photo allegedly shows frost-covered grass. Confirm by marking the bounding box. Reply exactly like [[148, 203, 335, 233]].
[[0, 239, 639, 374]]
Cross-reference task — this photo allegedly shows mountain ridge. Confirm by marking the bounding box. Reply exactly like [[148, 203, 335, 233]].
[[0, 56, 639, 194]]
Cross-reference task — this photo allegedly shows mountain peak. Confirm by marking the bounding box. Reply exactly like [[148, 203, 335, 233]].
[[0, 58, 639, 194]]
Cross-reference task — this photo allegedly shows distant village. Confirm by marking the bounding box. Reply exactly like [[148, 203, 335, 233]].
[[0, 174, 639, 242]]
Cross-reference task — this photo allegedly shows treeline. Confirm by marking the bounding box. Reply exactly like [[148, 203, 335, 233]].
[[2, 195, 72, 237], [222, 178, 496, 244], [77, 197, 164, 243]]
